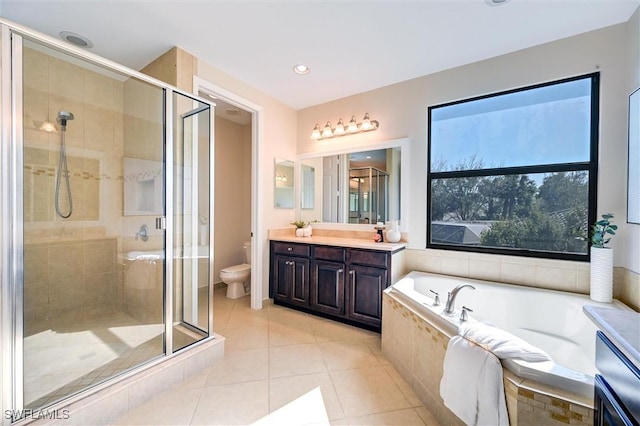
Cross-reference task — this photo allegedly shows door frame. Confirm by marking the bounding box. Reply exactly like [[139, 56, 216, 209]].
[[193, 76, 264, 310]]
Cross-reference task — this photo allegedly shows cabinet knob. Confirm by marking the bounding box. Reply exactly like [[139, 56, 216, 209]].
[[337, 269, 343, 273], [287, 247, 292, 251]]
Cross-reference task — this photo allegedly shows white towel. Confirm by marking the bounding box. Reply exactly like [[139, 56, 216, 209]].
[[459, 321, 552, 362], [440, 336, 509, 426]]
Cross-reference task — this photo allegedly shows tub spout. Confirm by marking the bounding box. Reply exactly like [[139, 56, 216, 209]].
[[443, 283, 475, 314]]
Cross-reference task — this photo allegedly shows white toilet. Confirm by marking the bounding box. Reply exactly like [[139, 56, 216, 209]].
[[220, 242, 251, 299]]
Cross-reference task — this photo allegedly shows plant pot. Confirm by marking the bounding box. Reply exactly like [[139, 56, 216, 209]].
[[295, 228, 304, 237], [385, 220, 401, 243], [590, 247, 613, 302], [302, 225, 312, 237]]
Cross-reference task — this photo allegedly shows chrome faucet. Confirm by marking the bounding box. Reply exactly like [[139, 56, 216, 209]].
[[444, 283, 475, 314]]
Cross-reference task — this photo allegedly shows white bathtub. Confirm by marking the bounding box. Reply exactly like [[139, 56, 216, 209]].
[[385, 271, 633, 399]]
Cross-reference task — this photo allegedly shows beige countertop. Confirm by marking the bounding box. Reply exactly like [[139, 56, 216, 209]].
[[269, 234, 406, 252]]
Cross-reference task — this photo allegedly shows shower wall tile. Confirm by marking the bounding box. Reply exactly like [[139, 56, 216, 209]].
[[84, 272, 116, 309], [49, 242, 84, 280], [23, 48, 49, 92], [49, 276, 84, 315]]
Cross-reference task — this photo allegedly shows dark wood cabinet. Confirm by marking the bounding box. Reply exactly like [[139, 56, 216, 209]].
[[271, 243, 310, 307], [311, 260, 345, 316], [346, 264, 387, 328], [269, 240, 403, 331]]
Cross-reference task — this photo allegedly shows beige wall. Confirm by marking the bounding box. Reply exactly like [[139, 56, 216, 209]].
[[213, 117, 251, 282], [297, 19, 639, 308]]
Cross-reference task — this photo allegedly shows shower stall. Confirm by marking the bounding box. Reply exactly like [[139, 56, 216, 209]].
[[348, 167, 389, 224], [0, 20, 215, 421]]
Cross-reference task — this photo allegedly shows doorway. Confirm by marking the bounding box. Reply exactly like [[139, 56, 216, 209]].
[[195, 78, 263, 310]]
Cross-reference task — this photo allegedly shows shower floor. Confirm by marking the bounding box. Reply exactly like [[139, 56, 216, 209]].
[[23, 311, 164, 409]]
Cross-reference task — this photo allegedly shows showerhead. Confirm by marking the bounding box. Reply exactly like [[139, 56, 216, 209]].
[[57, 111, 74, 128]]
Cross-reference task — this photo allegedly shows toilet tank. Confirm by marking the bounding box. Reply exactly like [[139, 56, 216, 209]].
[[243, 242, 251, 264]]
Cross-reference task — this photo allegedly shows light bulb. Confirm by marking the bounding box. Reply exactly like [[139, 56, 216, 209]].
[[311, 123, 321, 140], [322, 122, 333, 138], [348, 116, 358, 132], [361, 113, 372, 130]]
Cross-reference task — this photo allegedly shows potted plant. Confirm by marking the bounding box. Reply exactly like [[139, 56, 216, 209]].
[[291, 220, 308, 237], [590, 213, 617, 302]]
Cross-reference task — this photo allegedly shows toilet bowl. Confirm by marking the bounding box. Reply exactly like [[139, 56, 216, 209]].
[[220, 242, 251, 299]]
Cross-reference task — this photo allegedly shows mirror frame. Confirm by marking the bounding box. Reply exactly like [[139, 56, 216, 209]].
[[296, 137, 409, 230]]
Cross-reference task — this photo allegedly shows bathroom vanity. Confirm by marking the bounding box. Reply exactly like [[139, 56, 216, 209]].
[[584, 306, 640, 426], [269, 236, 406, 331]]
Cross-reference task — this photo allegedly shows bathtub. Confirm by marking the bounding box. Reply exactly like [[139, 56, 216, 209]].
[[384, 271, 633, 400]]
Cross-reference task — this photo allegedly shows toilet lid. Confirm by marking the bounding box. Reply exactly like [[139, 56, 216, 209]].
[[221, 263, 250, 273]]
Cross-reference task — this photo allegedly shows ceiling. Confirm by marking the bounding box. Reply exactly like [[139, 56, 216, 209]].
[[1, 0, 638, 110]]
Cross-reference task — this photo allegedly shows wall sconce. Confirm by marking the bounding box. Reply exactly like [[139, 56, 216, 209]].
[[311, 113, 379, 140]]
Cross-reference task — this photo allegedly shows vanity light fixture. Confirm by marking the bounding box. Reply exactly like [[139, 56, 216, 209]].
[[275, 174, 288, 182], [311, 113, 379, 140]]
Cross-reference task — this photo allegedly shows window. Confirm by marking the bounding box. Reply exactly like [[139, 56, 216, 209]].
[[427, 73, 599, 260]]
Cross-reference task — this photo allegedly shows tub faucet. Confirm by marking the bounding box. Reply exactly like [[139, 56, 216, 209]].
[[444, 283, 475, 314]]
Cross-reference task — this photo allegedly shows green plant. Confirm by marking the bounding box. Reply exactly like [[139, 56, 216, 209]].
[[591, 213, 617, 248], [290, 220, 308, 229]]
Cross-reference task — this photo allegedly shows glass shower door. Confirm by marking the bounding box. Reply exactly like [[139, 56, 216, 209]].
[[170, 92, 211, 352], [20, 37, 166, 409]]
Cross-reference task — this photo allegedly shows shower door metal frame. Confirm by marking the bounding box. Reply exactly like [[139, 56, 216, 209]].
[[0, 19, 215, 421]]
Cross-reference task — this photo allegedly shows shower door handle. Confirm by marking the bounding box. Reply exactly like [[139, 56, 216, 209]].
[[155, 217, 166, 230]]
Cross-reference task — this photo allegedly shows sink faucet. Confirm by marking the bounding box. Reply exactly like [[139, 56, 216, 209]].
[[443, 283, 475, 314]]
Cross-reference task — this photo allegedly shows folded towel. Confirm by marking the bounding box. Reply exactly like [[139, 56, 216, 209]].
[[459, 321, 552, 362], [440, 336, 509, 426]]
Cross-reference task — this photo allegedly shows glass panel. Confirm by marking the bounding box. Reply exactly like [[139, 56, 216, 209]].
[[430, 77, 592, 172], [22, 38, 165, 409], [430, 171, 589, 254], [172, 91, 210, 351]]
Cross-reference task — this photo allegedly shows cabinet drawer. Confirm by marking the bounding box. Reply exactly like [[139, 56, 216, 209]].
[[350, 249, 388, 268], [313, 246, 346, 262], [272, 242, 310, 257]]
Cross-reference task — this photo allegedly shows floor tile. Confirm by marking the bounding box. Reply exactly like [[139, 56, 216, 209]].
[[269, 343, 327, 378], [336, 408, 426, 425], [269, 372, 345, 424], [318, 339, 382, 371], [190, 380, 269, 425], [329, 366, 413, 418], [205, 347, 269, 386], [107, 293, 442, 426]]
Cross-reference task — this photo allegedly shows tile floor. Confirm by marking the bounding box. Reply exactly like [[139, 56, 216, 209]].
[[111, 288, 440, 425]]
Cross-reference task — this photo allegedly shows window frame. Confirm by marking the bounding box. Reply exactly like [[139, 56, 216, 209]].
[[426, 72, 600, 262]]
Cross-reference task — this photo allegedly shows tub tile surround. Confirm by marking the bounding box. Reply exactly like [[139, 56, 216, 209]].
[[404, 248, 640, 311], [381, 294, 595, 426]]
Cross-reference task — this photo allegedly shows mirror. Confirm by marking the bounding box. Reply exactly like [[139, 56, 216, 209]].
[[274, 158, 295, 209], [301, 164, 315, 210], [298, 139, 406, 225]]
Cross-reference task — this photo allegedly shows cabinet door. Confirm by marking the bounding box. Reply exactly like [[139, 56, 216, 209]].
[[311, 260, 345, 316], [273, 255, 309, 306], [273, 255, 291, 302], [290, 257, 310, 307], [347, 264, 387, 327]]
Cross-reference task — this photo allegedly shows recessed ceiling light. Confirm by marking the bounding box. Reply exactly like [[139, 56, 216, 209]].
[[293, 64, 310, 75], [485, 0, 510, 5], [59, 31, 94, 48]]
